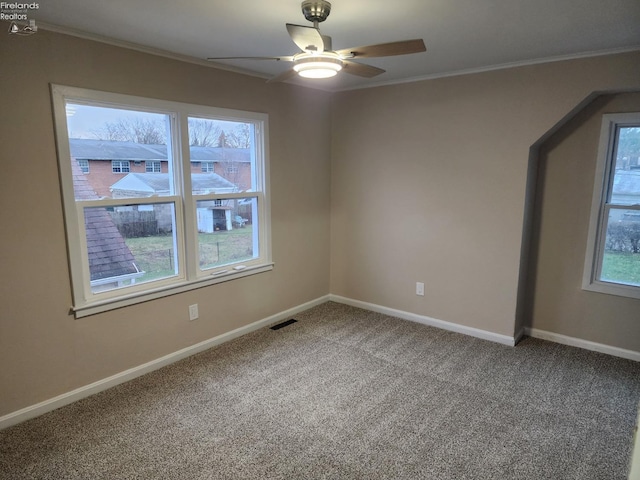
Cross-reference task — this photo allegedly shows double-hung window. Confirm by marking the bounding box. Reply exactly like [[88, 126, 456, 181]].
[[145, 160, 162, 173], [112, 160, 130, 173], [52, 85, 271, 317], [77, 159, 89, 173], [583, 112, 640, 299]]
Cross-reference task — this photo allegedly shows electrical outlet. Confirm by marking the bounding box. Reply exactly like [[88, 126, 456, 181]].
[[416, 282, 425, 296], [188, 304, 199, 321]]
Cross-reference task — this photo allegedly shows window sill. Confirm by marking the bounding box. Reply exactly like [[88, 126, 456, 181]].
[[72, 263, 274, 318], [582, 279, 640, 301]]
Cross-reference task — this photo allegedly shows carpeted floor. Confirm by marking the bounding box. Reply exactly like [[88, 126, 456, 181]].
[[1, 301, 639, 479]]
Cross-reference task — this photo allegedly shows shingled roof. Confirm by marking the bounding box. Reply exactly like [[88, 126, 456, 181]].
[[69, 138, 250, 163], [69, 139, 164, 161], [71, 160, 139, 282], [188, 145, 250, 163]]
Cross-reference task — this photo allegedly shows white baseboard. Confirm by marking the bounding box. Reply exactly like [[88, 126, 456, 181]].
[[329, 295, 517, 346], [524, 327, 640, 362], [6, 295, 636, 431], [0, 295, 330, 431]]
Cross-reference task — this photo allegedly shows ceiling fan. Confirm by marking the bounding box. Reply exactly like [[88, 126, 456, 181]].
[[207, 0, 426, 82]]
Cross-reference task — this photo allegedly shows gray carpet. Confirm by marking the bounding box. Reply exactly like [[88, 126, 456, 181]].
[[1, 301, 639, 479]]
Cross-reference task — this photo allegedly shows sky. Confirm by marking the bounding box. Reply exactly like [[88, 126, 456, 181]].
[[65, 103, 243, 140], [65, 104, 167, 139]]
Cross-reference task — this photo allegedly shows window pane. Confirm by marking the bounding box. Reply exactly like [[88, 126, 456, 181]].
[[600, 208, 640, 286], [77, 159, 89, 173], [188, 117, 254, 194], [65, 103, 173, 200], [611, 126, 640, 205], [84, 203, 179, 293], [196, 197, 258, 270], [145, 161, 161, 173]]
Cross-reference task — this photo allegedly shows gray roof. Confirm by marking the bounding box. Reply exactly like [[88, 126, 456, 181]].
[[69, 138, 250, 163], [111, 173, 237, 195], [69, 139, 165, 161], [188, 146, 250, 162]]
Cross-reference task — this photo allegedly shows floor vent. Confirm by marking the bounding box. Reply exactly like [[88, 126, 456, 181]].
[[270, 319, 297, 330]]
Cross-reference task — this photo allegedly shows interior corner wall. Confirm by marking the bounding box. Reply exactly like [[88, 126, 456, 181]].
[[528, 92, 640, 352], [330, 51, 640, 340], [0, 29, 332, 417]]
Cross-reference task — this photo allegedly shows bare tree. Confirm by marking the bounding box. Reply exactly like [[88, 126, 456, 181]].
[[216, 125, 252, 191], [92, 118, 166, 144], [225, 124, 251, 149], [217, 130, 228, 148], [188, 119, 221, 147]]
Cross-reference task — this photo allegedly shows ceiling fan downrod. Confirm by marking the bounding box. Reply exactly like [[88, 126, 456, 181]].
[[301, 0, 331, 28]]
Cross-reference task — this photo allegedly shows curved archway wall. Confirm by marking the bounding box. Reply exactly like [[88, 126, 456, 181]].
[[523, 92, 640, 352], [330, 51, 640, 350]]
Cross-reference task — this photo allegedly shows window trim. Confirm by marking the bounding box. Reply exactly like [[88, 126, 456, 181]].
[[51, 84, 272, 318], [582, 112, 640, 299], [145, 160, 162, 173], [77, 159, 89, 173], [111, 160, 130, 173]]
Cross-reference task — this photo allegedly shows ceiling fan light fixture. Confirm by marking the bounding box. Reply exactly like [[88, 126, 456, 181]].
[[293, 52, 343, 78]]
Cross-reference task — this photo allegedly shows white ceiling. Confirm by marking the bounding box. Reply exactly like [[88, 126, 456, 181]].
[[32, 0, 640, 91]]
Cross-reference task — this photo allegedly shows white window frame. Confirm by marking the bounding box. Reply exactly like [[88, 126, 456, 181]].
[[112, 160, 130, 173], [201, 162, 214, 173], [145, 160, 162, 173], [51, 85, 272, 318], [77, 159, 89, 173], [582, 112, 640, 299]]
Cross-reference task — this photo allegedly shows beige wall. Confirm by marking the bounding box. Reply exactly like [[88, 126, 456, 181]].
[[528, 92, 640, 352], [330, 52, 640, 338], [2, 27, 640, 419], [0, 30, 331, 417]]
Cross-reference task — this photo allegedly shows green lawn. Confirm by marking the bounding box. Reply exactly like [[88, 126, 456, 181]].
[[125, 226, 254, 283], [601, 251, 640, 286], [198, 226, 255, 270], [125, 234, 176, 282]]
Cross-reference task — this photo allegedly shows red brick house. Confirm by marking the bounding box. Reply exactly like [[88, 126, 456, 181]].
[[69, 138, 252, 198]]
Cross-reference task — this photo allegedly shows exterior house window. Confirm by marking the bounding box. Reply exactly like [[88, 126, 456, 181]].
[[52, 85, 271, 317], [583, 112, 640, 299], [201, 162, 214, 172], [226, 165, 239, 174], [145, 160, 161, 173], [112, 160, 130, 173], [77, 159, 89, 173]]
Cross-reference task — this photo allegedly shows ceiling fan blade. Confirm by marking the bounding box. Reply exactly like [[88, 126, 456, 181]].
[[337, 39, 426, 59], [286, 23, 324, 53], [266, 68, 299, 83], [342, 60, 386, 78], [207, 56, 293, 62]]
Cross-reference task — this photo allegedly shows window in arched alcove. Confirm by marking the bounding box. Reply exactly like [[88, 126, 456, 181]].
[[583, 112, 640, 299]]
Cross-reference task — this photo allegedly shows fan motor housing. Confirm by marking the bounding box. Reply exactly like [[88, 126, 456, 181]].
[[301, 0, 331, 23]]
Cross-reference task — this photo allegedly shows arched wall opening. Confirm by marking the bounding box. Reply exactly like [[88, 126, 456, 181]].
[[516, 90, 640, 354]]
